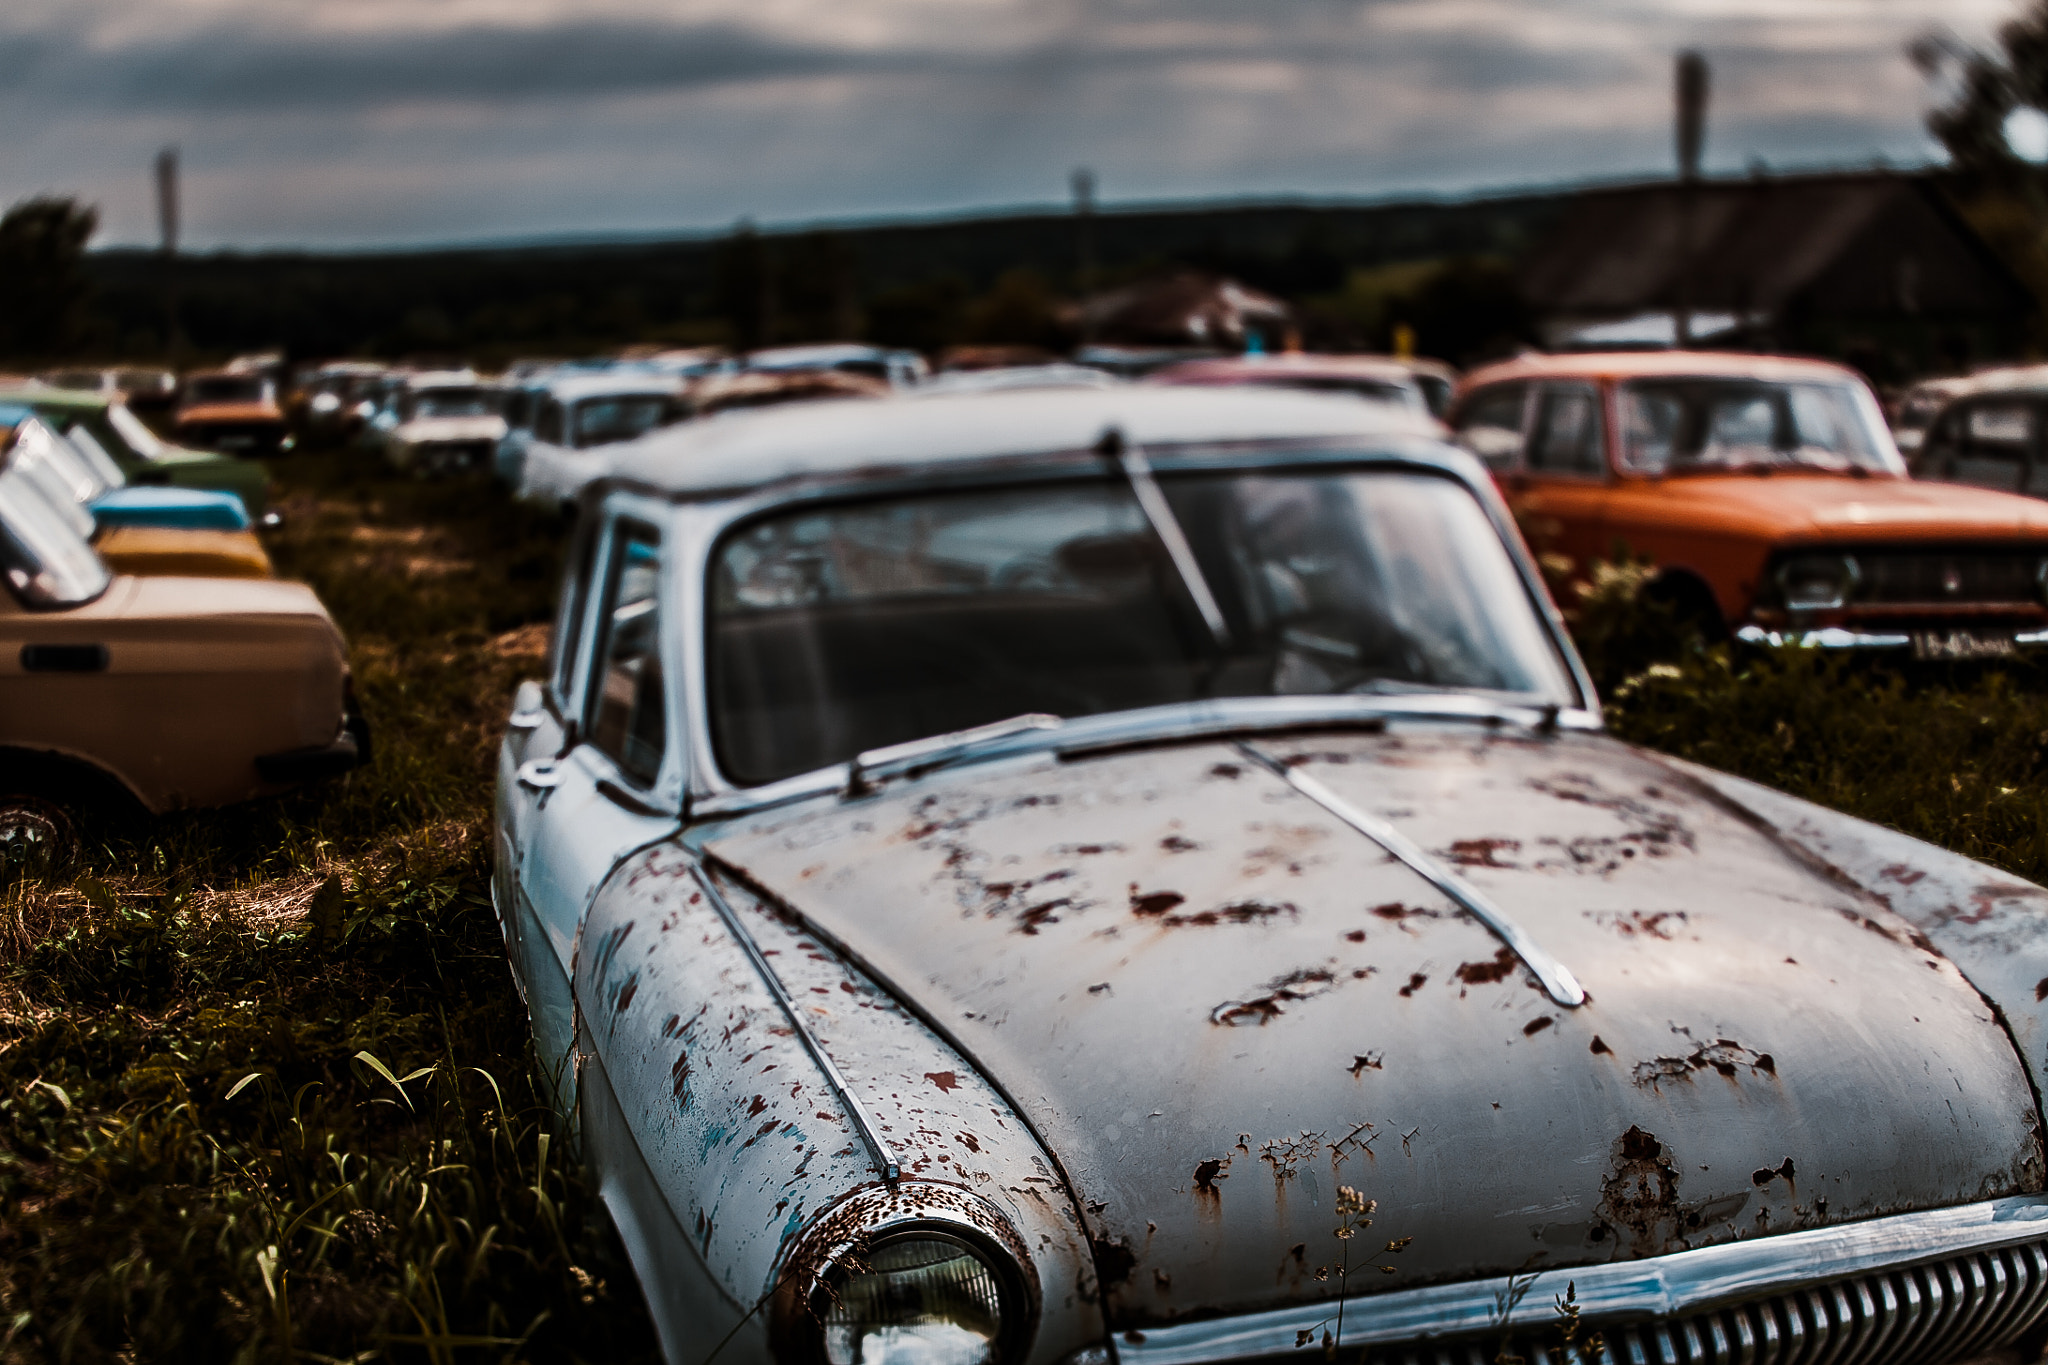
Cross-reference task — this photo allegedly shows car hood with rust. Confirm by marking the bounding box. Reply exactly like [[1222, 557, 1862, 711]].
[[697, 726, 2046, 1328], [1605, 470, 2048, 547]]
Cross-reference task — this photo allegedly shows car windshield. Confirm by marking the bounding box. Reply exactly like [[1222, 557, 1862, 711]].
[[0, 459, 109, 608], [1620, 377, 1895, 473], [572, 395, 674, 449], [187, 377, 269, 406], [408, 389, 496, 420], [106, 403, 166, 460], [10, 419, 112, 513], [709, 467, 1574, 785]]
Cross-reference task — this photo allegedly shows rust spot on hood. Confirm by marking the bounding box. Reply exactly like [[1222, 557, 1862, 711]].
[[1633, 1037, 1776, 1087], [1129, 888, 1186, 917], [1523, 1016, 1554, 1036], [1455, 947, 1520, 986], [1091, 1236, 1138, 1289], [1349, 1052, 1383, 1076], [1596, 1125, 1682, 1256], [1163, 899, 1297, 928], [1589, 1036, 1613, 1056], [924, 1071, 961, 1093], [1193, 1158, 1228, 1190], [1446, 838, 1520, 868], [1398, 972, 1428, 997], [1212, 969, 1337, 1026]]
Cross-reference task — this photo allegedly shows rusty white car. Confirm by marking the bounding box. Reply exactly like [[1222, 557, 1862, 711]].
[[494, 384, 2048, 1365], [378, 372, 507, 478]]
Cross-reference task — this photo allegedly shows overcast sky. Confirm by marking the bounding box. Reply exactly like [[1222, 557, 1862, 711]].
[[0, 0, 2016, 250]]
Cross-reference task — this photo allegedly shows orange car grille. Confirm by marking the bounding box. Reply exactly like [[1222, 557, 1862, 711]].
[[1855, 552, 2045, 606]]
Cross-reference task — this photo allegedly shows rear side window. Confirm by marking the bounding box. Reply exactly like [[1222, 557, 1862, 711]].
[[1526, 384, 1605, 476], [550, 521, 600, 707], [1454, 384, 1527, 470], [535, 401, 565, 446], [585, 525, 666, 787]]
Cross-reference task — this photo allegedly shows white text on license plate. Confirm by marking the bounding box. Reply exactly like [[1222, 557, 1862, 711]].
[[1912, 630, 2017, 661]]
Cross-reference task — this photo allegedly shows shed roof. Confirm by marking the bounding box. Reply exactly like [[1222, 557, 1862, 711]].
[[1518, 173, 2024, 323]]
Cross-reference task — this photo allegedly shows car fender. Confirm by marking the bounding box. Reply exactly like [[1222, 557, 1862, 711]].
[[571, 840, 1106, 1365]]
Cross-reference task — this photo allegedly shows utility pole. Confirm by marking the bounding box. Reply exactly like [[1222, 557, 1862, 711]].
[[1071, 167, 1096, 290], [155, 146, 182, 359], [1674, 51, 1708, 349]]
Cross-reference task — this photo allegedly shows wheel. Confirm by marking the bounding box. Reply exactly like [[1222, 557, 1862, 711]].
[[0, 791, 80, 881]]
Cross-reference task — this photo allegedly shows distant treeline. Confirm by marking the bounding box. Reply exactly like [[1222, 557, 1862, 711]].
[[59, 192, 1571, 366]]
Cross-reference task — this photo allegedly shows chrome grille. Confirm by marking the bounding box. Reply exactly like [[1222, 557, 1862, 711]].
[[1382, 1240, 2048, 1365], [1852, 552, 2043, 606]]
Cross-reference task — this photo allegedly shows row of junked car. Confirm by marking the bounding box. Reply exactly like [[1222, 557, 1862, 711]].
[[0, 394, 361, 868], [469, 348, 2048, 1365]]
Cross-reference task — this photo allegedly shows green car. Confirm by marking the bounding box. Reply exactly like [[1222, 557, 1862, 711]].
[[0, 388, 270, 519]]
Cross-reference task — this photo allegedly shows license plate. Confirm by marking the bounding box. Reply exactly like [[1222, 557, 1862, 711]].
[[1911, 630, 2018, 661]]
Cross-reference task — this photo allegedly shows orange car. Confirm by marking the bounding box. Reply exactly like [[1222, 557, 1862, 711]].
[[1451, 351, 2048, 660], [174, 370, 289, 456]]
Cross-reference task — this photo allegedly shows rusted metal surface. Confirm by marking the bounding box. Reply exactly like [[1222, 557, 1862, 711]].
[[1666, 757, 2048, 1121], [571, 843, 1103, 1365], [699, 727, 2044, 1331]]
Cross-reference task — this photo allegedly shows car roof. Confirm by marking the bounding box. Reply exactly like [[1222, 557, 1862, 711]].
[[606, 383, 1450, 500], [746, 343, 905, 369], [542, 372, 684, 402], [1460, 350, 1865, 390], [1913, 365, 2048, 400], [402, 370, 482, 390], [0, 386, 105, 411], [1152, 354, 1425, 384]]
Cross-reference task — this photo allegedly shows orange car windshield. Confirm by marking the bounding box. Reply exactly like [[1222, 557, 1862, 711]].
[[1621, 378, 1891, 475]]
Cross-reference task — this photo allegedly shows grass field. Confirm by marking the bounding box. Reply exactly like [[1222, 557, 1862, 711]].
[[6, 457, 2048, 1362]]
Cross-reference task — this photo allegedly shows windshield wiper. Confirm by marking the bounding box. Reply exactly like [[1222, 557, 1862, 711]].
[[846, 712, 1063, 795], [1096, 427, 1234, 651]]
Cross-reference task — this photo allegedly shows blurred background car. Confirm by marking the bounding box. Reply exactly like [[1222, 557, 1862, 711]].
[[36, 367, 181, 418], [1905, 369, 2048, 495], [3, 385, 269, 519], [174, 369, 290, 456], [1146, 352, 1446, 423], [378, 371, 507, 477], [289, 361, 389, 445], [0, 444, 360, 873], [1, 412, 273, 579], [510, 371, 688, 509], [1453, 350, 2048, 658], [744, 342, 928, 388]]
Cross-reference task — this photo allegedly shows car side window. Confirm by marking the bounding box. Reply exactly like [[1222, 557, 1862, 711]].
[[585, 524, 666, 787], [1453, 383, 1528, 471], [1525, 383, 1605, 477], [535, 400, 565, 446]]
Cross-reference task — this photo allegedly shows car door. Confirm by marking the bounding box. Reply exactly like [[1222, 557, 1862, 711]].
[[1510, 380, 1611, 574], [507, 502, 682, 1109]]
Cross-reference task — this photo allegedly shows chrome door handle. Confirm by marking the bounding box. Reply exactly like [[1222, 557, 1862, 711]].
[[516, 759, 563, 790]]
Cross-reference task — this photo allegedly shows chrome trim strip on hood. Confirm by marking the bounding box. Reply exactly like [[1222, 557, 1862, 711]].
[[1238, 741, 1589, 1009], [684, 861, 902, 1184], [1112, 1195, 2048, 1365]]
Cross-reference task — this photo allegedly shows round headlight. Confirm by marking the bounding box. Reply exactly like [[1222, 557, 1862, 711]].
[[819, 1231, 1011, 1365], [1777, 553, 1860, 611]]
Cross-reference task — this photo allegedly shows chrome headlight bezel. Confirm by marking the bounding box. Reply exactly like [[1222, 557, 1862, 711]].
[[1775, 552, 1861, 612], [771, 1186, 1039, 1365]]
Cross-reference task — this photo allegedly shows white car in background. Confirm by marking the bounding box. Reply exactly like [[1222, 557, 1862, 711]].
[[745, 342, 929, 389], [514, 373, 688, 511], [381, 372, 508, 478]]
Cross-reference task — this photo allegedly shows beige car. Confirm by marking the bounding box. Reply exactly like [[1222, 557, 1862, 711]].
[[0, 448, 365, 871]]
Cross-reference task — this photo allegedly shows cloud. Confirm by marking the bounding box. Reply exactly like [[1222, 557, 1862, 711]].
[[0, 0, 2015, 247]]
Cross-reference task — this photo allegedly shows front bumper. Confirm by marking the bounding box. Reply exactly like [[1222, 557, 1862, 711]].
[[1102, 1195, 2048, 1365], [255, 706, 372, 784], [1737, 624, 2048, 659]]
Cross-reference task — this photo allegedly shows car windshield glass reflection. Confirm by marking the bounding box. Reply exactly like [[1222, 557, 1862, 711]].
[[0, 462, 109, 608], [709, 469, 1572, 785], [1622, 379, 1888, 473], [186, 377, 269, 406], [106, 404, 165, 460], [572, 396, 673, 449], [408, 390, 496, 420]]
